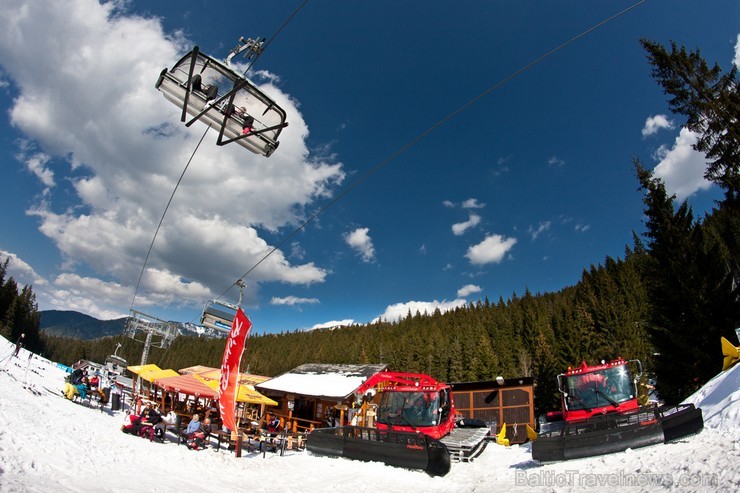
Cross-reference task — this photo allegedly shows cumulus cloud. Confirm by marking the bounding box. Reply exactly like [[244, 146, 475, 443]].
[[548, 156, 564, 167], [1, 250, 129, 319], [734, 34, 740, 67], [0, 250, 49, 288], [652, 128, 712, 201], [457, 284, 481, 297], [0, 0, 344, 315], [344, 227, 375, 263], [372, 298, 468, 323], [452, 213, 481, 236], [52, 273, 134, 317], [465, 234, 517, 265], [642, 114, 674, 137]]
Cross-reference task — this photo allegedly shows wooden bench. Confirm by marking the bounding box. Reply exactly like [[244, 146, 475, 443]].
[[212, 430, 232, 450], [258, 429, 309, 456], [211, 430, 259, 454]]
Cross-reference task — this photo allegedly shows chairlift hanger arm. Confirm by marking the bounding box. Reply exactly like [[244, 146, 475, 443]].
[[215, 91, 239, 147], [226, 36, 266, 68], [181, 46, 201, 123]]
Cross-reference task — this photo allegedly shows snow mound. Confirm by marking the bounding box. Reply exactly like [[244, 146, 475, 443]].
[[683, 362, 740, 431]]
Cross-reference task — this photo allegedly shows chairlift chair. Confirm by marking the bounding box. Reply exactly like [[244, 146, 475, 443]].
[[155, 46, 288, 157], [201, 300, 240, 333]]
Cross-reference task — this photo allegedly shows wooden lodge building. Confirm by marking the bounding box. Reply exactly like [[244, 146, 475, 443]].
[[256, 363, 388, 433]]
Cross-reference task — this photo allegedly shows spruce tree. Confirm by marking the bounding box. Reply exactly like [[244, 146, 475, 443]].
[[641, 39, 739, 199], [636, 162, 737, 402]]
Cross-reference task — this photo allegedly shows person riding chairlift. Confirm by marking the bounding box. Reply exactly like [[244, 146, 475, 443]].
[[232, 105, 254, 135], [189, 74, 218, 101]]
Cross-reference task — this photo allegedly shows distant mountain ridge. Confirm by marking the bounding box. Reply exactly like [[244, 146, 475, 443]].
[[39, 310, 224, 340], [39, 310, 127, 339]]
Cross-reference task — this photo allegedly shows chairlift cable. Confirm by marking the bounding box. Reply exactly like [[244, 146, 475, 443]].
[[128, 125, 212, 312], [213, 0, 648, 302]]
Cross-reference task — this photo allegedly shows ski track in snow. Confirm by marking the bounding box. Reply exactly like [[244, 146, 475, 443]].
[[0, 337, 738, 493]]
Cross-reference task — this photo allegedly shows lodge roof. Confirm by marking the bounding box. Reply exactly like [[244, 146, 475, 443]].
[[256, 363, 388, 401]]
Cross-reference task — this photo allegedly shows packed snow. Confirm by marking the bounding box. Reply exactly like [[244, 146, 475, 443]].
[[0, 336, 738, 492]]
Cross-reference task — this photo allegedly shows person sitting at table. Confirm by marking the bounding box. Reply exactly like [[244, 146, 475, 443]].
[[184, 413, 200, 436], [186, 418, 211, 450], [121, 413, 142, 435], [142, 403, 165, 441], [261, 413, 281, 445]]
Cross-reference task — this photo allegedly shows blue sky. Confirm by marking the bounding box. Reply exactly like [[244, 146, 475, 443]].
[[0, 0, 737, 334]]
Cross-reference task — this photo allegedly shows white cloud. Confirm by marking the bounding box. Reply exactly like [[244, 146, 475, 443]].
[[465, 234, 517, 265], [270, 296, 319, 306], [575, 224, 591, 233], [642, 114, 674, 137], [22, 152, 55, 189], [444, 198, 486, 209], [344, 227, 375, 263], [452, 213, 481, 236], [457, 284, 481, 297], [0, 249, 129, 319], [0, 250, 49, 288], [290, 242, 306, 260], [307, 319, 355, 330], [734, 34, 740, 67], [652, 128, 712, 201], [528, 221, 551, 240], [0, 0, 344, 313], [372, 298, 468, 323], [52, 273, 133, 318], [461, 198, 486, 209], [548, 156, 564, 167]]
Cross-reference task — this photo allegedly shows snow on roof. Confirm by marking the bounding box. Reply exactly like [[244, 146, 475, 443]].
[[257, 363, 387, 401]]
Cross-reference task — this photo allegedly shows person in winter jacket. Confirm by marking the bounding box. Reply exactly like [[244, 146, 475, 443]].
[[186, 418, 211, 450], [68, 368, 84, 385], [121, 414, 142, 435], [185, 414, 200, 435]]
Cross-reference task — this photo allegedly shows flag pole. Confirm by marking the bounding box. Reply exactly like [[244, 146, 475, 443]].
[[234, 280, 246, 457]]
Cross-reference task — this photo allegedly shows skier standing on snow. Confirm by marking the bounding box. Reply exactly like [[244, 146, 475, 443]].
[[13, 333, 25, 357]]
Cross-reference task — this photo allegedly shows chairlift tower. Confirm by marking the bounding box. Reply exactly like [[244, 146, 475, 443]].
[[124, 310, 179, 366]]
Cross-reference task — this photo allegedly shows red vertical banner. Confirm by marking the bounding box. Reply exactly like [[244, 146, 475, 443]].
[[218, 307, 252, 432]]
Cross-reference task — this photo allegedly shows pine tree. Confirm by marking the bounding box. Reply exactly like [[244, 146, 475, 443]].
[[641, 39, 739, 199], [636, 162, 737, 402]]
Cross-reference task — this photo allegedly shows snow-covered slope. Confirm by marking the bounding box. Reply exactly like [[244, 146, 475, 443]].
[[0, 337, 737, 492]]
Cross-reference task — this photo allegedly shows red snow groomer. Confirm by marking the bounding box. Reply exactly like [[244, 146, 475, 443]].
[[307, 372, 455, 476], [532, 358, 704, 461], [367, 371, 456, 439]]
